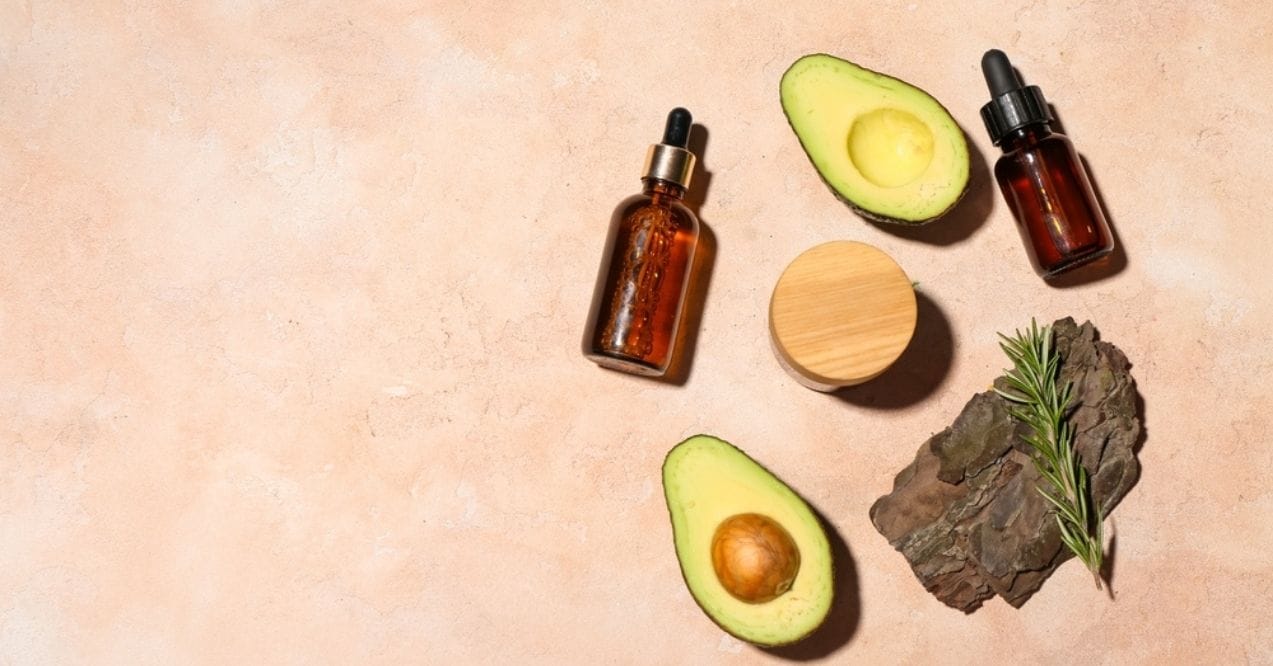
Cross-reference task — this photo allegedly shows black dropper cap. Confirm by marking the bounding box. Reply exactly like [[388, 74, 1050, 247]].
[[661, 107, 692, 148], [643, 108, 696, 188], [979, 49, 1052, 146]]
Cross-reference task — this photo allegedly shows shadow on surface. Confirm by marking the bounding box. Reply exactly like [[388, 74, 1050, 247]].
[[1042, 104, 1128, 288], [869, 123, 994, 246], [1132, 382, 1147, 456], [835, 291, 953, 409], [763, 503, 860, 661], [1101, 528, 1118, 600], [1103, 366, 1147, 597], [683, 123, 713, 213], [1044, 154, 1128, 287], [660, 124, 715, 386]]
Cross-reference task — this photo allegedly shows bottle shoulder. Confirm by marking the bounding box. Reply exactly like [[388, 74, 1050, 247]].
[[612, 192, 699, 230], [996, 129, 1079, 172], [1034, 132, 1075, 155], [999, 122, 1070, 149]]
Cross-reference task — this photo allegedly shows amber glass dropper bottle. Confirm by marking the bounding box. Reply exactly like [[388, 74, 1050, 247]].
[[980, 49, 1114, 278], [582, 108, 699, 377]]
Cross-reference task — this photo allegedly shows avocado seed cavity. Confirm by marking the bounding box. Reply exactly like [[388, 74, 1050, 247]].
[[711, 513, 801, 604], [847, 107, 935, 188]]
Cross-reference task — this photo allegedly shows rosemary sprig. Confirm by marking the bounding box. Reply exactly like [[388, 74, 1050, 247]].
[[995, 320, 1104, 590]]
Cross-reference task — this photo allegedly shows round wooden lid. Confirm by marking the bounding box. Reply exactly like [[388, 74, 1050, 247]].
[[769, 241, 917, 391]]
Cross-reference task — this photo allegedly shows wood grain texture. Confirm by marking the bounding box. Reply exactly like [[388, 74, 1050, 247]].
[[769, 241, 917, 389]]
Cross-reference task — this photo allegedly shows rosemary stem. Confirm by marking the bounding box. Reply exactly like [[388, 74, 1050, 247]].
[[997, 320, 1105, 592]]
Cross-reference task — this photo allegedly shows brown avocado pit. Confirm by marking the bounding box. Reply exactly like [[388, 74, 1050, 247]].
[[662, 434, 834, 646], [711, 513, 801, 604]]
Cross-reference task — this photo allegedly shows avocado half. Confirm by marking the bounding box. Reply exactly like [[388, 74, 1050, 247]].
[[662, 434, 834, 647], [781, 53, 970, 225]]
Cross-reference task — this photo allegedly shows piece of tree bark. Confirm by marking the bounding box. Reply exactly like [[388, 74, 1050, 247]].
[[869, 318, 1141, 611]]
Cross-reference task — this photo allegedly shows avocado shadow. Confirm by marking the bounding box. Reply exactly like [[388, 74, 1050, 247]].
[[659, 124, 716, 386], [762, 502, 860, 661], [869, 122, 994, 246], [834, 291, 954, 409]]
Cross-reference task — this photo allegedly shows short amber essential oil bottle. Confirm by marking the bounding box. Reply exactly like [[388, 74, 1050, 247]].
[[980, 49, 1114, 278], [582, 108, 699, 377]]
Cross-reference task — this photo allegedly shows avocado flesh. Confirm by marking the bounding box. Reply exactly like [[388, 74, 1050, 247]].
[[781, 53, 970, 224], [663, 435, 834, 647]]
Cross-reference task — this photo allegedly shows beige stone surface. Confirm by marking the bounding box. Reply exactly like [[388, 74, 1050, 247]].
[[2, 2, 1270, 663]]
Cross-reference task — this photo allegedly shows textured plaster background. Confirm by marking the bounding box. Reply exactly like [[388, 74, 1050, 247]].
[[2, 2, 1271, 663]]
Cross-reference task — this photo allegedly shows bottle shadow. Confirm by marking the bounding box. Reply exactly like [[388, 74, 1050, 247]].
[[683, 124, 713, 214], [868, 123, 995, 246], [1043, 104, 1128, 288], [762, 502, 860, 661], [1043, 154, 1129, 287], [834, 291, 954, 409], [660, 124, 716, 386]]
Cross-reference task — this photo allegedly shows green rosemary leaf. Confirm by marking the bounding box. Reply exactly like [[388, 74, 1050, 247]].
[[1095, 498, 1105, 540], [1058, 521, 1084, 555], [999, 320, 1105, 590], [1076, 471, 1090, 517], [1059, 382, 1074, 410], [994, 388, 1027, 404], [1039, 487, 1083, 526], [1036, 467, 1065, 494]]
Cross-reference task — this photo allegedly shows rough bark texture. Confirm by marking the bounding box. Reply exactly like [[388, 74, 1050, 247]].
[[869, 318, 1141, 612]]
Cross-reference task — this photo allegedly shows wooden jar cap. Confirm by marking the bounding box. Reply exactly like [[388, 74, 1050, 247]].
[[769, 241, 917, 391]]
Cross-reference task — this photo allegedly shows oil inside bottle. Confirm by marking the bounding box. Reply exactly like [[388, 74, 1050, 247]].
[[583, 108, 699, 377]]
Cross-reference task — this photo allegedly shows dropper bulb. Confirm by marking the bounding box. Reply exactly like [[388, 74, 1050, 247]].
[[981, 49, 1022, 98], [662, 107, 692, 148]]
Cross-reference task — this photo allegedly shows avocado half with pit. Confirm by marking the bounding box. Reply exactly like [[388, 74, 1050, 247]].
[[663, 434, 834, 647], [781, 53, 970, 225]]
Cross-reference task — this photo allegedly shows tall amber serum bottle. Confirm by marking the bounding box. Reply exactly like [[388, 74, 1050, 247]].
[[980, 49, 1114, 278], [583, 108, 699, 377]]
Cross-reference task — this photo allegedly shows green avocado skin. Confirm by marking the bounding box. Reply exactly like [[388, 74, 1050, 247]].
[[825, 169, 967, 227], [661, 434, 835, 648], [780, 53, 970, 226]]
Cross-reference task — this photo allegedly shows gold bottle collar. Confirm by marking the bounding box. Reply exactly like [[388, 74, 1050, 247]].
[[642, 144, 695, 189]]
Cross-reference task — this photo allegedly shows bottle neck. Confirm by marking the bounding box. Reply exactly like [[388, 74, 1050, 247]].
[[642, 178, 686, 200], [1000, 123, 1053, 152]]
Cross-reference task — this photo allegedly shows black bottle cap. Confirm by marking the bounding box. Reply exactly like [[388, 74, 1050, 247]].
[[661, 107, 692, 148], [979, 49, 1052, 145], [643, 108, 696, 188]]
